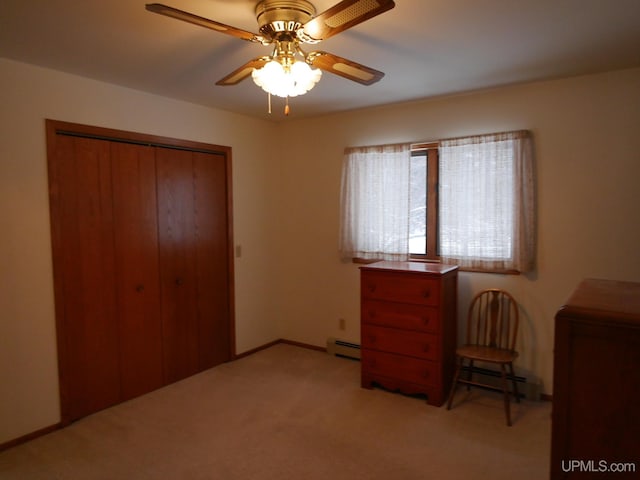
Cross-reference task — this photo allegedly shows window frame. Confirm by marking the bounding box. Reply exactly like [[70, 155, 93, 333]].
[[410, 142, 440, 262]]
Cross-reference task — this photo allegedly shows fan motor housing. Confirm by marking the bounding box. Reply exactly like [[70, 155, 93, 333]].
[[256, 0, 316, 37]]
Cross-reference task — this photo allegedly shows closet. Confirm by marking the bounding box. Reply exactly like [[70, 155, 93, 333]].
[[46, 120, 234, 423]]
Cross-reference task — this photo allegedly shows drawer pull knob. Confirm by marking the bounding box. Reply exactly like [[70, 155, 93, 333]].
[[422, 316, 429, 324], [423, 290, 430, 298]]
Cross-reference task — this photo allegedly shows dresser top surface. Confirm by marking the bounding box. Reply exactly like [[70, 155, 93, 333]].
[[360, 261, 458, 275], [559, 278, 640, 324]]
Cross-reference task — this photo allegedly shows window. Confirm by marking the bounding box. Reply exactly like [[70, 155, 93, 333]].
[[339, 130, 535, 273], [408, 144, 439, 259], [409, 150, 427, 255]]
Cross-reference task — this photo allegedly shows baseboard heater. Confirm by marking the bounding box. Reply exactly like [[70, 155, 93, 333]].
[[326, 339, 540, 400], [326, 337, 361, 360], [460, 365, 541, 401]]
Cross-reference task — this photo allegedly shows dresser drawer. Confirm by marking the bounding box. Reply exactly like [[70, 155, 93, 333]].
[[362, 271, 440, 306], [362, 349, 440, 387], [362, 299, 439, 333], [362, 324, 439, 361]]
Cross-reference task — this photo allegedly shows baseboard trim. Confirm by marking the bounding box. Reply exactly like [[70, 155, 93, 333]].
[[0, 423, 62, 452], [279, 339, 326, 352], [233, 339, 281, 359], [234, 338, 326, 360]]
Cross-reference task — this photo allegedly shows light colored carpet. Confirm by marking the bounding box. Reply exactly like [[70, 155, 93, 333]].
[[0, 344, 551, 479]]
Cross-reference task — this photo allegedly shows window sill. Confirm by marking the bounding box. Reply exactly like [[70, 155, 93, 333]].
[[351, 257, 521, 275]]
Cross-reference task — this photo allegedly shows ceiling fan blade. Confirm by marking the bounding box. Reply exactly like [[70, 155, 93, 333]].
[[145, 3, 264, 43], [308, 51, 384, 85], [215, 57, 271, 86], [300, 0, 395, 42]]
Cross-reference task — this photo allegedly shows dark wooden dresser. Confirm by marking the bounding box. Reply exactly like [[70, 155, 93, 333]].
[[551, 278, 640, 478], [360, 261, 458, 406]]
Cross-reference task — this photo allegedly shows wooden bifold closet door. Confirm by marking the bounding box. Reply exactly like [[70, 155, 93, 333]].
[[46, 120, 234, 423]]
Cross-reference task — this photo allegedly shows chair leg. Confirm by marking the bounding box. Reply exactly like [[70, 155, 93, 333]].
[[500, 363, 512, 426], [508, 362, 520, 403], [466, 359, 474, 391], [447, 356, 463, 410]]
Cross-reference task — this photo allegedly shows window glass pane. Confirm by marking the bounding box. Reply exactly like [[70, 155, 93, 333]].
[[439, 139, 514, 259], [409, 154, 427, 254]]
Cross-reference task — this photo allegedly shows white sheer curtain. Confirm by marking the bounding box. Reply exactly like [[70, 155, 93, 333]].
[[439, 130, 535, 272], [339, 143, 412, 261]]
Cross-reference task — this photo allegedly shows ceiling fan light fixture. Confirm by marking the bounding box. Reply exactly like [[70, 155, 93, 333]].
[[252, 58, 322, 98], [146, 0, 395, 110]]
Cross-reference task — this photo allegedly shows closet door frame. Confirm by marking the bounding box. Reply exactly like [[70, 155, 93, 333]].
[[46, 119, 236, 424]]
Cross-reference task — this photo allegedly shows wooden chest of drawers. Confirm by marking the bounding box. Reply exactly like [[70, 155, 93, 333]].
[[550, 279, 640, 478], [360, 261, 458, 406]]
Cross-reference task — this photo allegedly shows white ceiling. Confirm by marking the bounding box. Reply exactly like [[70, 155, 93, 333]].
[[2, 0, 639, 121]]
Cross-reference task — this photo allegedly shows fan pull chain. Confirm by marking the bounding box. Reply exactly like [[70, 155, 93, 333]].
[[265, 94, 291, 116]]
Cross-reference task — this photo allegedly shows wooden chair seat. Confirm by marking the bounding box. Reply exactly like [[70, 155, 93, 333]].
[[455, 345, 518, 364]]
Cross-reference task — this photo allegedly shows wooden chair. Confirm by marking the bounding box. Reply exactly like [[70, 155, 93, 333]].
[[446, 289, 520, 426]]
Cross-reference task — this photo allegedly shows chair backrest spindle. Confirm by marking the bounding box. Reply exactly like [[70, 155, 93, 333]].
[[466, 289, 519, 351], [488, 290, 500, 347]]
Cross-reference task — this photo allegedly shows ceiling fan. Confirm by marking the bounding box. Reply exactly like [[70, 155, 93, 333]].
[[146, 0, 395, 113]]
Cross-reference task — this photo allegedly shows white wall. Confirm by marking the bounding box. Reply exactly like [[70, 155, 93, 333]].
[[275, 67, 640, 396], [0, 58, 281, 444]]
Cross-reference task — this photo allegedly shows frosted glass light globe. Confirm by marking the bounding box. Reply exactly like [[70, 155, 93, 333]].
[[252, 60, 322, 98]]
